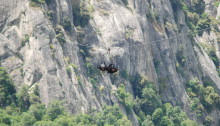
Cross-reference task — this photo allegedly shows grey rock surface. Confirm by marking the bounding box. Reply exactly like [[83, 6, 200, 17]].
[[0, 0, 220, 125]]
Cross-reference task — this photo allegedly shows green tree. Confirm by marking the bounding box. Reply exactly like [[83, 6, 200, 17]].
[[140, 88, 161, 115], [162, 103, 187, 125], [29, 104, 46, 121], [195, 13, 211, 36], [203, 116, 213, 126], [46, 101, 65, 121], [201, 86, 216, 111], [17, 85, 30, 111], [130, 73, 146, 98], [29, 0, 46, 7], [0, 109, 11, 125], [33, 85, 40, 97], [19, 112, 37, 126], [72, 2, 91, 27], [94, 105, 131, 126], [55, 115, 75, 126], [99, 105, 123, 125], [72, 113, 95, 126], [61, 17, 72, 31], [133, 97, 146, 122], [142, 115, 154, 126], [33, 121, 59, 126], [0, 123, 8, 126], [117, 84, 134, 112], [116, 116, 132, 126], [159, 116, 173, 126], [169, 0, 185, 11], [0, 67, 16, 107], [56, 33, 66, 44], [181, 119, 198, 126], [152, 108, 163, 125]]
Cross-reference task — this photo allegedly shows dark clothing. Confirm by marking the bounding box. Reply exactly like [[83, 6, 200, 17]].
[[97, 63, 107, 71], [98, 66, 106, 71], [97, 63, 118, 73], [106, 64, 118, 73]]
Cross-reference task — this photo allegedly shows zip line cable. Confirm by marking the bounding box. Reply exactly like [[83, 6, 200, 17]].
[[0, 0, 217, 50], [0, 20, 213, 50], [73, 26, 212, 49], [128, 27, 212, 47]]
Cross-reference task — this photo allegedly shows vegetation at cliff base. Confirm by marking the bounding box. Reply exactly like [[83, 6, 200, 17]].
[[0, 67, 132, 126], [0, 67, 16, 108], [0, 66, 200, 126], [124, 73, 199, 126], [2, 0, 220, 125]]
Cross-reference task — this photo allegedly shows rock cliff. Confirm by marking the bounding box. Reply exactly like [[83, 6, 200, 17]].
[[0, 0, 220, 125]]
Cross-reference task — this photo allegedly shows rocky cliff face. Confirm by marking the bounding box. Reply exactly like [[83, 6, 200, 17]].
[[0, 0, 220, 125]]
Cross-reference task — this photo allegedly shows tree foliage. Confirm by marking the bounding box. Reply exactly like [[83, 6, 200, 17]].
[[0, 67, 16, 107], [61, 16, 72, 31], [186, 78, 220, 114], [17, 85, 30, 112], [117, 84, 134, 112], [46, 101, 65, 121], [72, 2, 92, 27], [0, 67, 203, 126], [131, 73, 161, 118]]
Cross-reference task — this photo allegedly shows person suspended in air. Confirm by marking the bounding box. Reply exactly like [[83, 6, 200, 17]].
[[97, 62, 107, 71], [97, 63, 118, 73], [97, 48, 119, 73], [106, 64, 118, 73]]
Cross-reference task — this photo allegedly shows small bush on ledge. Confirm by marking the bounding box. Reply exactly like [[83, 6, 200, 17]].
[[29, 0, 45, 7]]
